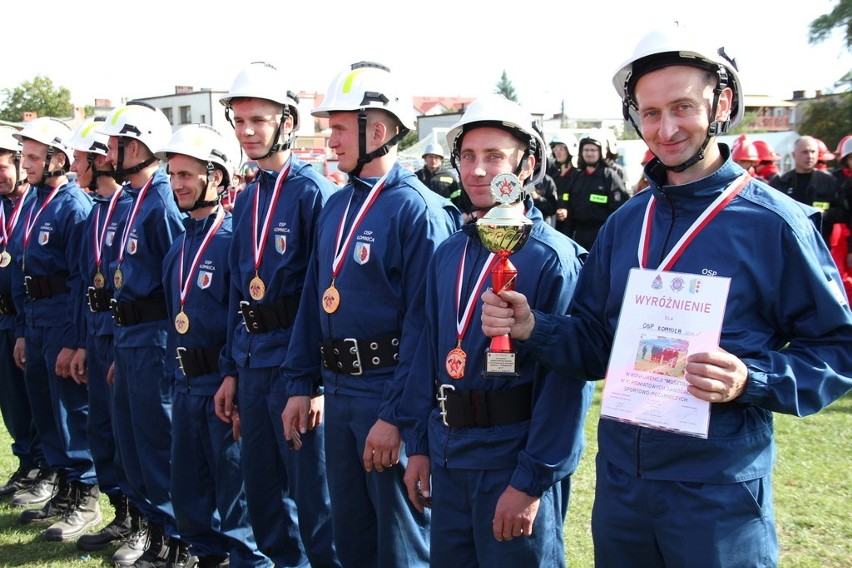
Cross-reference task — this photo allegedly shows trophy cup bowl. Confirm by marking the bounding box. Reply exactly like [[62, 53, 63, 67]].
[[475, 173, 533, 377]]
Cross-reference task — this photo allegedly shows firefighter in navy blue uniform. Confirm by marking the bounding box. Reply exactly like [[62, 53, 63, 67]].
[[213, 62, 339, 568], [63, 118, 136, 548], [281, 61, 461, 568], [7, 118, 97, 538], [565, 131, 629, 250], [481, 26, 852, 568], [160, 124, 269, 568], [0, 126, 43, 501], [396, 95, 592, 567], [97, 102, 186, 568]]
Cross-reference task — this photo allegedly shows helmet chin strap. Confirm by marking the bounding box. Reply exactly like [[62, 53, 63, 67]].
[[182, 161, 225, 212], [12, 151, 24, 188], [351, 110, 409, 179], [38, 147, 70, 185], [113, 137, 156, 181]]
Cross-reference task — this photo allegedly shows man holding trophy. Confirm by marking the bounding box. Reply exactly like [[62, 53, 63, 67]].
[[397, 95, 593, 567]]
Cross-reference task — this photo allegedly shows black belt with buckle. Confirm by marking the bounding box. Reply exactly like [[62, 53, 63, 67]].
[[0, 294, 16, 315], [176, 345, 223, 378], [87, 287, 112, 313], [24, 271, 69, 300], [320, 333, 400, 375], [110, 295, 168, 327], [437, 383, 532, 428], [239, 294, 300, 333]]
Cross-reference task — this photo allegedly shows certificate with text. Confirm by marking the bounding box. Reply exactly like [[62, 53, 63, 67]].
[[600, 268, 731, 438]]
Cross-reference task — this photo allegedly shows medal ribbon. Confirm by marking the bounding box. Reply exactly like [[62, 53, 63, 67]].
[[22, 185, 61, 251], [455, 240, 498, 342], [252, 159, 292, 273], [331, 171, 390, 278], [0, 186, 31, 248], [178, 207, 225, 309], [116, 177, 154, 265], [93, 188, 125, 272], [638, 173, 750, 271]]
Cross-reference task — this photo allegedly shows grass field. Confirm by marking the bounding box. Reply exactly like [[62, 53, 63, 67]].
[[0, 384, 848, 567]]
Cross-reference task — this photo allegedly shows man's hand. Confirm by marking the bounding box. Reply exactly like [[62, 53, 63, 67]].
[[281, 395, 324, 451], [70, 348, 88, 385], [555, 208, 568, 222], [684, 348, 748, 403], [106, 362, 115, 386], [13, 337, 25, 371], [492, 485, 539, 541], [363, 419, 401, 472], [55, 348, 76, 379], [403, 454, 432, 513], [214, 376, 238, 424], [481, 289, 535, 341]]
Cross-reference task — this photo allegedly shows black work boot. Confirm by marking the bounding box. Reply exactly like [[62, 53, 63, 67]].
[[0, 465, 37, 496], [165, 539, 197, 568], [111, 504, 149, 567], [19, 470, 71, 524], [77, 492, 132, 551], [11, 468, 57, 506], [131, 522, 169, 568], [44, 482, 102, 541], [196, 555, 228, 568]]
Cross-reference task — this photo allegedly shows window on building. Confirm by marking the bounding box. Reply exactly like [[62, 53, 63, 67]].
[[179, 106, 191, 124], [200, 114, 206, 124], [161, 107, 173, 124]]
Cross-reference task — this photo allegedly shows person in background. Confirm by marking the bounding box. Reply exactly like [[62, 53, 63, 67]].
[[730, 134, 759, 173], [481, 25, 852, 568], [752, 139, 780, 185], [770, 135, 845, 245], [550, 132, 578, 237]]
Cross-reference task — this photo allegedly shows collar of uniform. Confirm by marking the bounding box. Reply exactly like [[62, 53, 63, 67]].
[[649, 147, 746, 212]]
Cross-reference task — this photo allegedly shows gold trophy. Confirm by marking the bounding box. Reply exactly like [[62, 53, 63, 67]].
[[476, 173, 533, 377]]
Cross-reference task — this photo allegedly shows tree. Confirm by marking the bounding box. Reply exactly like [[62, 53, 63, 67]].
[[0, 75, 73, 122], [808, 0, 852, 51], [494, 71, 518, 102], [795, 92, 852, 150]]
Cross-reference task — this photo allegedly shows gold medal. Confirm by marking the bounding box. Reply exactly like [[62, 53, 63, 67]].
[[174, 310, 190, 335], [0, 250, 10, 268], [93, 271, 105, 289], [113, 267, 124, 289], [322, 282, 340, 314], [445, 345, 466, 380], [249, 275, 266, 301]]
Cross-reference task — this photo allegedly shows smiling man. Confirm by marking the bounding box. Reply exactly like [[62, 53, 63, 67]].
[[481, 25, 852, 568]]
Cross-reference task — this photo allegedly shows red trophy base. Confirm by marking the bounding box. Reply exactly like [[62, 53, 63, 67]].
[[484, 254, 519, 378]]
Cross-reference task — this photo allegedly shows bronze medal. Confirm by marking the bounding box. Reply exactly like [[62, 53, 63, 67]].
[[93, 271, 105, 289], [113, 267, 124, 289], [0, 250, 10, 268], [322, 283, 340, 314], [249, 275, 266, 301], [445, 347, 466, 380], [174, 310, 190, 335]]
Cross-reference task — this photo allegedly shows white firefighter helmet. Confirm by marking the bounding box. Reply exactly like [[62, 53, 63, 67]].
[[98, 101, 172, 153], [156, 124, 233, 188], [219, 61, 300, 130], [65, 118, 110, 156]]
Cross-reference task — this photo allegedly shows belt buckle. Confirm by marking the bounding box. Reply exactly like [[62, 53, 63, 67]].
[[175, 347, 187, 376], [437, 383, 455, 427], [110, 298, 122, 326], [343, 338, 362, 376], [239, 300, 261, 332], [23, 275, 32, 298]]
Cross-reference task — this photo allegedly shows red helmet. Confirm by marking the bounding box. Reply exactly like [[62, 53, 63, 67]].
[[815, 138, 835, 162], [731, 134, 759, 162], [752, 140, 779, 162], [641, 148, 655, 165]]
